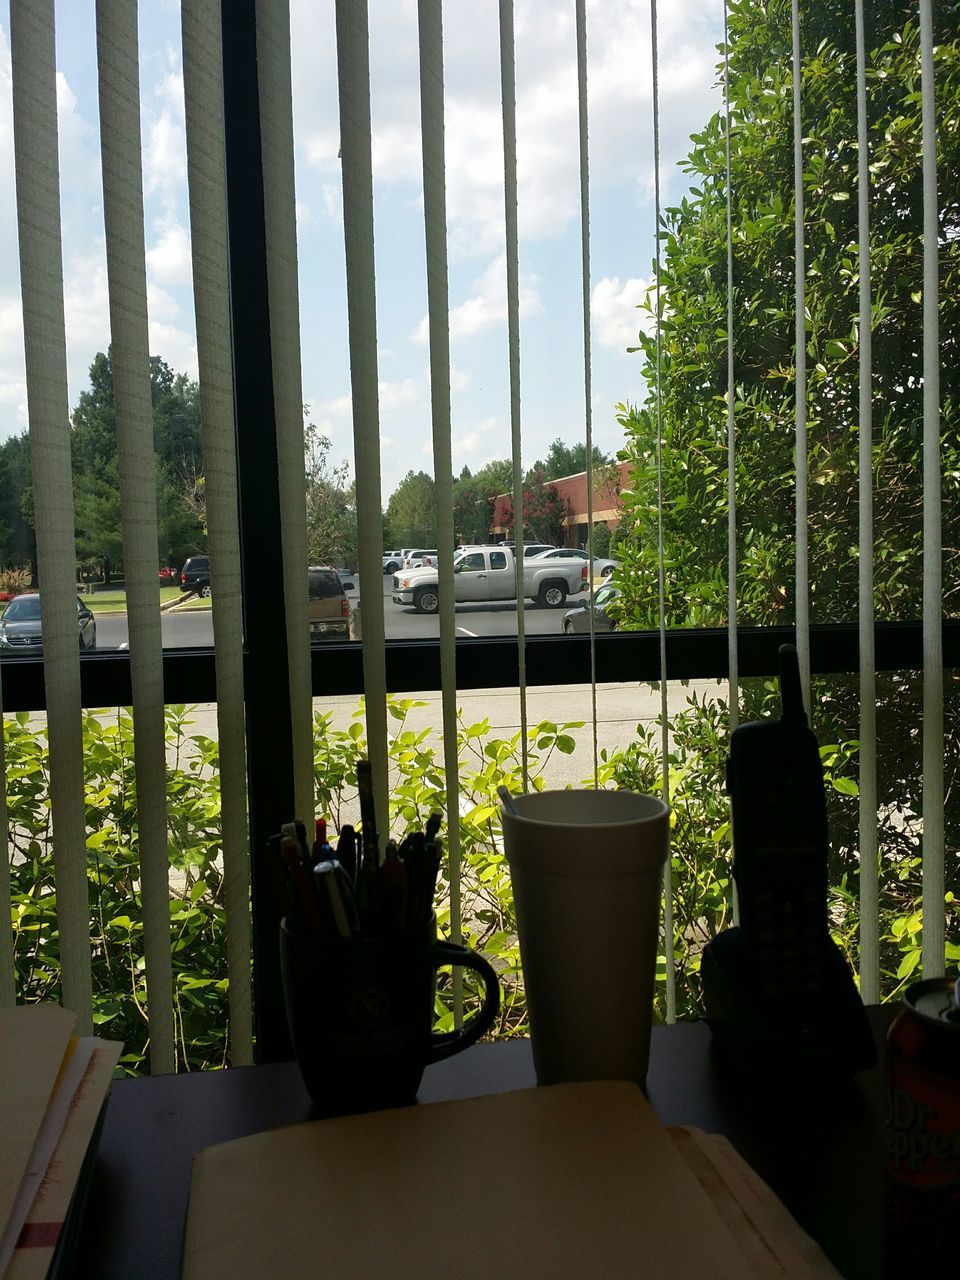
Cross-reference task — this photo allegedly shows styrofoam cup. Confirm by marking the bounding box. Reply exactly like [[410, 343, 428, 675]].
[[502, 789, 670, 1087]]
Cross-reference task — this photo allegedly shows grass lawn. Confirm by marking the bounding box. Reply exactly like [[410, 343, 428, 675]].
[[83, 587, 211, 613]]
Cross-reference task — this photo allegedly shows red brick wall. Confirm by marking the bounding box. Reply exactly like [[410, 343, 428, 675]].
[[491, 461, 630, 544]]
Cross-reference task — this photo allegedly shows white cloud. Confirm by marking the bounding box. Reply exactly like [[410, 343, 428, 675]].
[[289, 1, 722, 260], [64, 252, 109, 350], [144, 110, 186, 197], [592, 275, 652, 351], [56, 71, 77, 115], [0, 294, 27, 433], [146, 281, 181, 325], [413, 253, 543, 346], [379, 377, 420, 411], [147, 320, 197, 380], [312, 377, 420, 420], [146, 218, 192, 287], [318, 392, 352, 416]]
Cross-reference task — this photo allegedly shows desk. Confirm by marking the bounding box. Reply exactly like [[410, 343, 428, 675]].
[[76, 1010, 892, 1280]]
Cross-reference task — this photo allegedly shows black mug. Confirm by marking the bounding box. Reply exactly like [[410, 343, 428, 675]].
[[280, 913, 500, 1115]]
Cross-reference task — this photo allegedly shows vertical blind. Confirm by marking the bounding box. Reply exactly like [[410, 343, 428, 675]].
[[2, 0, 952, 1063]]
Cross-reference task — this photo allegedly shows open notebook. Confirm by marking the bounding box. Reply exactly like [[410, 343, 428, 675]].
[[182, 1080, 839, 1279]]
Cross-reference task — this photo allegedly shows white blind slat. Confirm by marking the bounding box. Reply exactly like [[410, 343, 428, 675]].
[[918, 0, 945, 977], [854, 0, 879, 1002], [182, 0, 252, 1064], [575, 0, 600, 786], [256, 0, 314, 828], [498, 0, 530, 788], [417, 0, 462, 952], [11, 0, 93, 1028], [790, 0, 810, 714], [334, 0, 389, 840], [96, 0, 174, 1073], [649, 0, 676, 1024]]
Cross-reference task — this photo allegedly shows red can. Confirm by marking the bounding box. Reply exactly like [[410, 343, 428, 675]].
[[884, 976, 960, 1272]]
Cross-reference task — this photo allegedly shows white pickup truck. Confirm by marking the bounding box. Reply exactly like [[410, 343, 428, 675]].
[[392, 544, 588, 613]]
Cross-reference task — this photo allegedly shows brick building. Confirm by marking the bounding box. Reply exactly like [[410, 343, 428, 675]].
[[490, 461, 630, 547]]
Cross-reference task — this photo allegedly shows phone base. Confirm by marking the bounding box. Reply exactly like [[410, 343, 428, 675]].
[[701, 927, 877, 1076]]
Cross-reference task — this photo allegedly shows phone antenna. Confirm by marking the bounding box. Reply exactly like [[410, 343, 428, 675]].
[[778, 644, 808, 725]]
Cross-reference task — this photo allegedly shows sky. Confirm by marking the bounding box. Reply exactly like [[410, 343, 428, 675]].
[[0, 0, 724, 495]]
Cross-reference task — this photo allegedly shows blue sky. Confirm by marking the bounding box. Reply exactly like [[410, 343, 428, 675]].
[[0, 0, 723, 495]]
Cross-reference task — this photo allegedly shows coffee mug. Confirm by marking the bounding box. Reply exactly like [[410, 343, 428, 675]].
[[280, 913, 500, 1114]]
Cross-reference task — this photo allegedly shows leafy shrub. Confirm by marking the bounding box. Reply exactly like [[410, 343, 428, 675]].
[[7, 692, 954, 1072], [8, 706, 228, 1072], [589, 522, 611, 559], [0, 567, 31, 595]]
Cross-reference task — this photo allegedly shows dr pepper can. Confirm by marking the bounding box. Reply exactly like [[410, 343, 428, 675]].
[[884, 976, 960, 1273]]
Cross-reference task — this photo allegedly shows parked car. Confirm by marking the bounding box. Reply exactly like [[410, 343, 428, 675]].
[[158, 565, 177, 583], [561, 583, 622, 634], [502, 542, 557, 558], [527, 547, 620, 578], [308, 566, 351, 640], [0, 593, 97, 652], [179, 555, 211, 596], [402, 549, 438, 570], [382, 550, 404, 574], [393, 544, 587, 613]]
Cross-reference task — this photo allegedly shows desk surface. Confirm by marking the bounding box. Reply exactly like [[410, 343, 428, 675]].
[[76, 1012, 892, 1280]]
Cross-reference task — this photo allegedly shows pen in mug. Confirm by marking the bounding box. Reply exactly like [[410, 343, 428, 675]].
[[336, 824, 357, 884], [279, 834, 326, 936], [379, 839, 407, 932], [313, 859, 360, 938], [357, 760, 380, 868]]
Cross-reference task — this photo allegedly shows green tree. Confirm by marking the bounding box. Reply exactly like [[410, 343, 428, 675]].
[[618, 0, 959, 631], [0, 432, 37, 577], [527, 438, 610, 483], [452, 459, 512, 544], [71, 351, 207, 579], [615, 0, 960, 999], [304, 417, 357, 568], [385, 470, 437, 546], [498, 468, 571, 545]]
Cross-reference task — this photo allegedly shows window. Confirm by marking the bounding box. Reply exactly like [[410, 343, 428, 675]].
[[2, 0, 956, 1068]]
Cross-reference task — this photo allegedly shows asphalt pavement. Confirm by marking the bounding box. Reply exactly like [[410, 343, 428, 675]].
[[72, 573, 726, 797], [91, 573, 578, 649]]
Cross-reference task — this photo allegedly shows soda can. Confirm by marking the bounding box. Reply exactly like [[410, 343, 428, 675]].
[[884, 976, 960, 1272]]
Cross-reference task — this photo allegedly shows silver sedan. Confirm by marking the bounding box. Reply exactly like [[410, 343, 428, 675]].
[[526, 547, 619, 578], [561, 583, 622, 634]]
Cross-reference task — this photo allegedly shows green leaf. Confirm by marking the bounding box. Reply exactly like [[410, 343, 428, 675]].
[[831, 776, 859, 797]]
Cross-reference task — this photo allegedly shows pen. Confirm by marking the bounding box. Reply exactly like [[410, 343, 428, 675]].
[[280, 834, 325, 935], [313, 859, 360, 938], [379, 839, 407, 932], [399, 831, 428, 927], [312, 817, 328, 865], [336, 824, 357, 884], [266, 833, 294, 920], [357, 760, 380, 869], [281, 820, 310, 869]]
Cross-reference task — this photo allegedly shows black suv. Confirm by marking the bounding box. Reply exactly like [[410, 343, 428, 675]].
[[179, 555, 211, 596]]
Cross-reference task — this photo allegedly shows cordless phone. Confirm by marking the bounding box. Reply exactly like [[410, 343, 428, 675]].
[[726, 645, 831, 1006], [701, 645, 876, 1074]]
